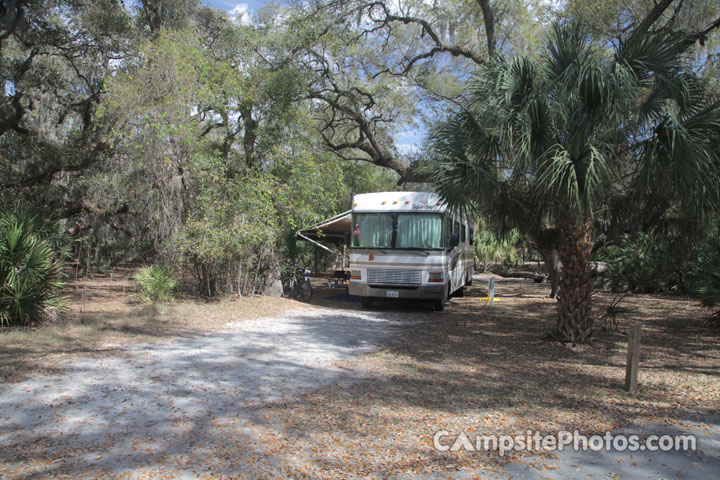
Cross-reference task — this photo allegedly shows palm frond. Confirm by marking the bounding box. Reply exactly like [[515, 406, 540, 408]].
[[617, 30, 691, 83], [424, 21, 720, 238], [544, 22, 592, 88]]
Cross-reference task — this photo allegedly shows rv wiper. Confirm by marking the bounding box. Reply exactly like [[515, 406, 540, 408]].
[[418, 249, 431, 256]]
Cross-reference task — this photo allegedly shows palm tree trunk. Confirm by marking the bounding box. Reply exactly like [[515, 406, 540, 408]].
[[556, 221, 594, 343]]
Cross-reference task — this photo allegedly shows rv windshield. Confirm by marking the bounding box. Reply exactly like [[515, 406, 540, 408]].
[[351, 213, 444, 249], [352, 214, 393, 248], [396, 214, 443, 249]]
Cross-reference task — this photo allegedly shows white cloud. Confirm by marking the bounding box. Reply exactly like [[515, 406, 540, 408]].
[[396, 143, 420, 154], [394, 127, 427, 154], [229, 3, 251, 25]]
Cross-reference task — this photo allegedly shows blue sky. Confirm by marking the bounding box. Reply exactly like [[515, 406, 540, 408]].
[[205, 0, 266, 9], [205, 0, 268, 21]]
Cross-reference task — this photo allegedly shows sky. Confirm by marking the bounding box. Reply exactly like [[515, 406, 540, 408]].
[[205, 1, 267, 24]]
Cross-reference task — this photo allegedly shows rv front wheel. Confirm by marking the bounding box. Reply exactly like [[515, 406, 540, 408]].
[[361, 296, 373, 308]]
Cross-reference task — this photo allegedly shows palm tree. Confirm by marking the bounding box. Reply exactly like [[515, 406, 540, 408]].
[[427, 22, 720, 343]]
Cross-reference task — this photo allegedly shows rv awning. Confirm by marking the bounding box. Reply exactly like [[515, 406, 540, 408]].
[[297, 210, 352, 241]]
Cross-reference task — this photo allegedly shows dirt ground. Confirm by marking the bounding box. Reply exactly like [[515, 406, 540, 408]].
[[278, 277, 720, 477], [0, 268, 308, 383], [0, 269, 718, 479]]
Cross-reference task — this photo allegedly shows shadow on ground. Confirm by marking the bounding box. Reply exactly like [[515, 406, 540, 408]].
[[1, 275, 718, 479]]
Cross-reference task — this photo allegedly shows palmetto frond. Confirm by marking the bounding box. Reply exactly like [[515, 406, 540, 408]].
[[0, 212, 66, 326], [544, 22, 593, 88]]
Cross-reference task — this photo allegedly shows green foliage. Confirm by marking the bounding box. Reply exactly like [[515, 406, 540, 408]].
[[697, 269, 720, 326], [595, 232, 720, 294], [428, 22, 720, 226], [597, 294, 632, 331], [694, 240, 720, 326], [0, 212, 66, 326], [171, 156, 278, 296], [474, 229, 522, 271], [133, 266, 178, 303], [597, 234, 678, 293]]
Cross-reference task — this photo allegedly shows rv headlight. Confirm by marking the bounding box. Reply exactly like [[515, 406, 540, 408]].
[[428, 272, 443, 283], [351, 270, 362, 280]]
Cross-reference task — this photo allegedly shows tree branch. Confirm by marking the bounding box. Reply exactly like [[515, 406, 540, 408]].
[[690, 15, 720, 46], [363, 1, 485, 76], [633, 0, 677, 37]]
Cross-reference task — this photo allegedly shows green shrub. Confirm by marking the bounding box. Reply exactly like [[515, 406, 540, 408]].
[[134, 265, 178, 303], [697, 272, 720, 326], [171, 162, 280, 297], [596, 232, 720, 294], [0, 212, 66, 326], [694, 244, 720, 327], [474, 229, 522, 271], [596, 233, 680, 293]]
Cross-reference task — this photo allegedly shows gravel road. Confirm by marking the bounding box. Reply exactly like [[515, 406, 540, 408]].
[[1, 302, 717, 479], [0, 307, 404, 478]]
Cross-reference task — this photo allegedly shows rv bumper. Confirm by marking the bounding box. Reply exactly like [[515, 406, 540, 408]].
[[349, 281, 446, 299]]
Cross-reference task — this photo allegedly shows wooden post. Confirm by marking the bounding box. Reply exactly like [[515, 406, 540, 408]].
[[624, 323, 641, 392], [489, 277, 495, 306]]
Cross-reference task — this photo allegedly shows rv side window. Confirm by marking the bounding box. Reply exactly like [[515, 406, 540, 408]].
[[454, 221, 459, 234], [469, 228, 474, 245], [461, 225, 466, 243]]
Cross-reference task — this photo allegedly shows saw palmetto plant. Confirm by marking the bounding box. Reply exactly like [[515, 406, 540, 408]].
[[0, 213, 66, 326]]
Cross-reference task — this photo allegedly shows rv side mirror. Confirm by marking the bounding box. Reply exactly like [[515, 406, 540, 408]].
[[344, 231, 352, 247], [450, 232, 460, 248]]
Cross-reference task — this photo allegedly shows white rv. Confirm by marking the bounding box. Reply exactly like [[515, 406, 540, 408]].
[[347, 192, 474, 310]]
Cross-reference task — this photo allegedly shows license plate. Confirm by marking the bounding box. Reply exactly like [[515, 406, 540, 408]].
[[386, 290, 399, 298]]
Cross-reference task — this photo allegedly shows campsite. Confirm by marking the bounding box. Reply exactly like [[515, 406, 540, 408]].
[[2, 268, 719, 478], [1, 0, 720, 479]]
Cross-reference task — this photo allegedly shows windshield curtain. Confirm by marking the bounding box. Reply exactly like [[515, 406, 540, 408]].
[[352, 214, 393, 248], [396, 214, 444, 249], [352, 213, 444, 249]]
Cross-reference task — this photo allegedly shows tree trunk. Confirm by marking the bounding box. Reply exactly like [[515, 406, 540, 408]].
[[475, 0, 496, 58], [240, 103, 257, 168], [534, 227, 561, 299], [491, 269, 546, 281], [262, 256, 284, 297], [141, 0, 164, 34], [539, 247, 561, 299], [556, 221, 594, 343], [634, 0, 676, 37]]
